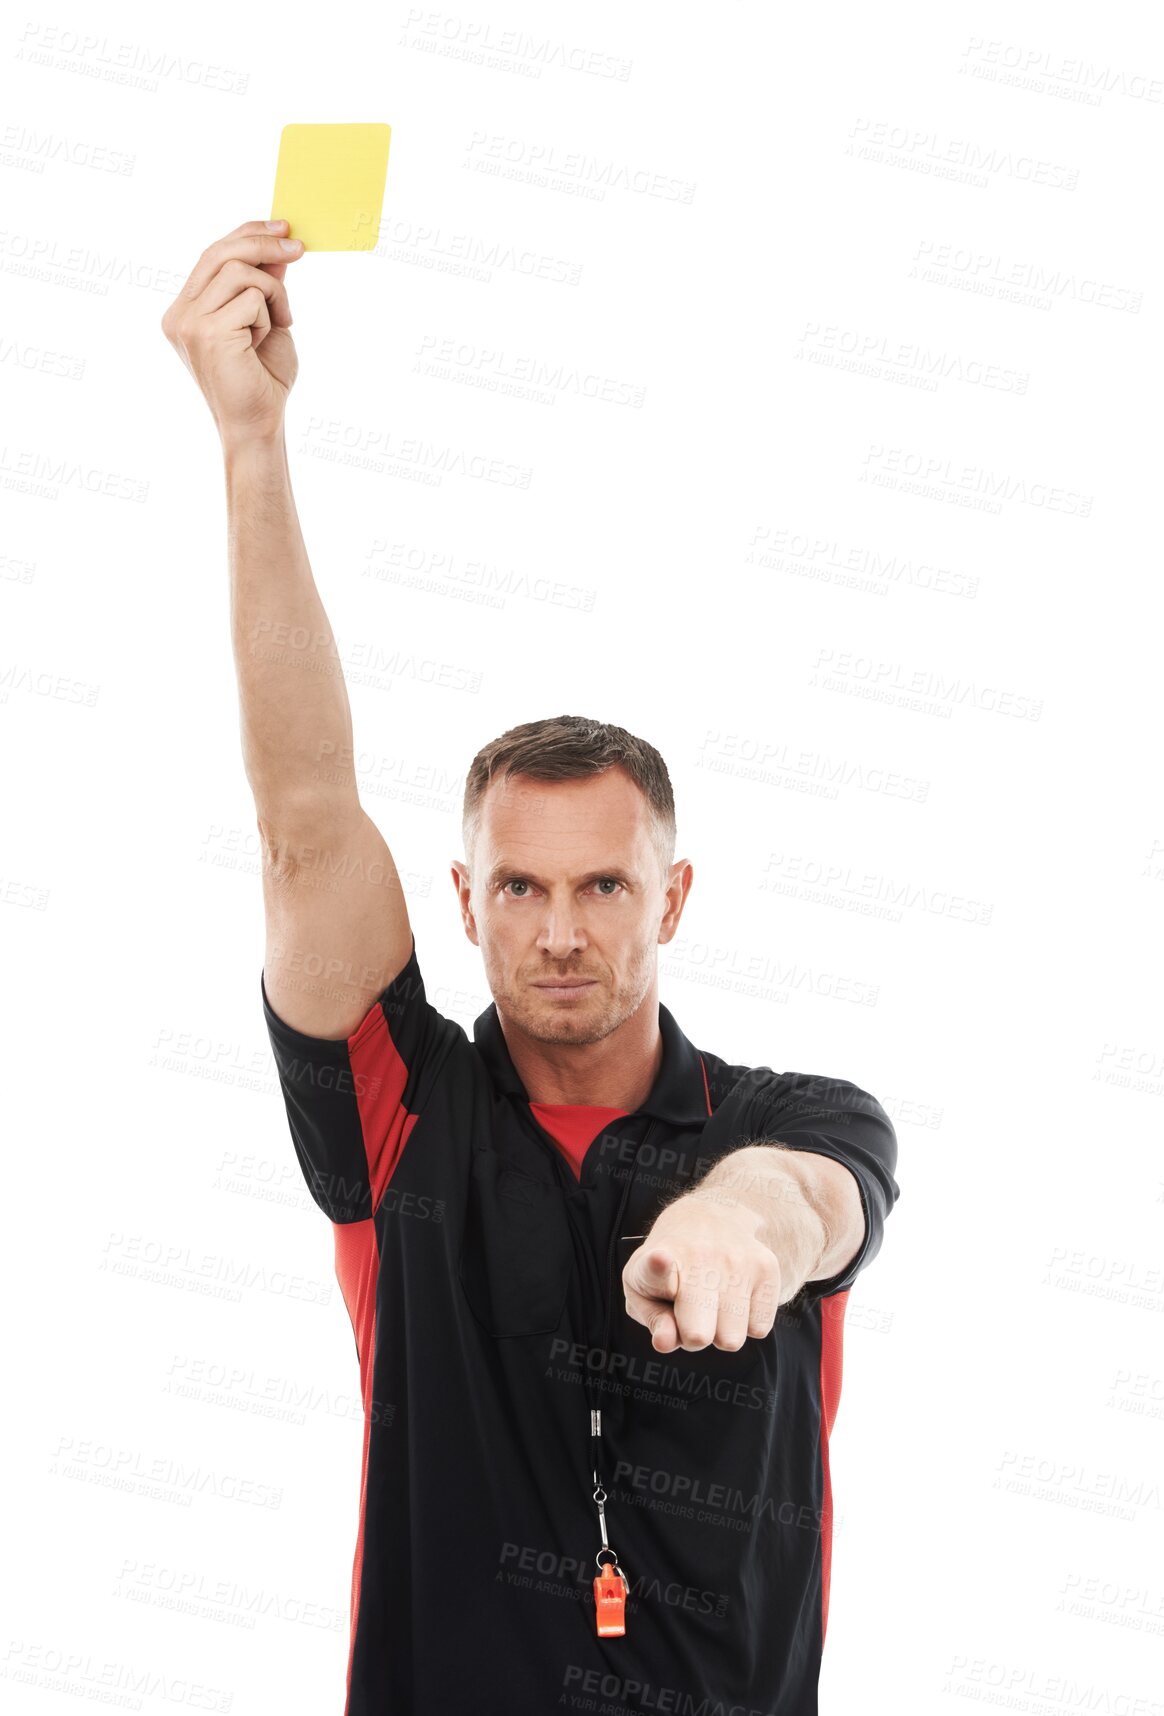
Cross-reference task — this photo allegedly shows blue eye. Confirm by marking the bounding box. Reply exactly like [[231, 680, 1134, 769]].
[[501, 877, 623, 896]]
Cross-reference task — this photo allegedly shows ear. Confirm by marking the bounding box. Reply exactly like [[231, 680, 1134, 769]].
[[658, 858, 693, 945], [450, 861, 479, 945]]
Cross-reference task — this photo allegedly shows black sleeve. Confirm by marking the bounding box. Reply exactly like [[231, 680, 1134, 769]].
[[260, 932, 464, 1223], [701, 1066, 900, 1300]]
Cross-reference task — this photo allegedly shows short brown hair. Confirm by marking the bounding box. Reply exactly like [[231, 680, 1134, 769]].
[[462, 715, 676, 881]]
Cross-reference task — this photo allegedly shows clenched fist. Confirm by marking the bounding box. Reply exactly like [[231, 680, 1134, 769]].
[[160, 217, 305, 449]]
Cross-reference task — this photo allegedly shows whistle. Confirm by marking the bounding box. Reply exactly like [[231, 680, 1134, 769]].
[[594, 1562, 628, 1637]]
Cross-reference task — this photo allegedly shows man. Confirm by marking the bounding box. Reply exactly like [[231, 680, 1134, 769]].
[[163, 220, 900, 1715]]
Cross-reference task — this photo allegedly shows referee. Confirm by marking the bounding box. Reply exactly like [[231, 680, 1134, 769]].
[[163, 220, 900, 1716]]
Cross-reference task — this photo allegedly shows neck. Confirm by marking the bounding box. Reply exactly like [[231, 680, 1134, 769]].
[[501, 986, 664, 1111]]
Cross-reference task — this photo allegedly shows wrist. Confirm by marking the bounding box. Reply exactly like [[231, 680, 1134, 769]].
[[222, 429, 287, 471], [698, 1155, 830, 1284], [684, 1181, 767, 1240]]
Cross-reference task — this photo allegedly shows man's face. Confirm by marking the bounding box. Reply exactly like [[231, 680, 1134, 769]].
[[451, 767, 689, 1047]]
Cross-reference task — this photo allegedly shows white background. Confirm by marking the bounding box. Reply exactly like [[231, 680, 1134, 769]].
[[2, 2, 1161, 1712]]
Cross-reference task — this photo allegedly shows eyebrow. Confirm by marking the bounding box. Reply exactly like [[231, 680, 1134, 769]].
[[483, 862, 637, 891]]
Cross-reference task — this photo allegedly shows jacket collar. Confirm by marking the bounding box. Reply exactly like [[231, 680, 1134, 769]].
[[472, 995, 712, 1125]]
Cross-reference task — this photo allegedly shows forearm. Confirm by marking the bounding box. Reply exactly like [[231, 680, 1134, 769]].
[[225, 432, 358, 823], [683, 1147, 830, 1302]]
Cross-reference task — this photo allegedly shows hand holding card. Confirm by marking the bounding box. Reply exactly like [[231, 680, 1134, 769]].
[[271, 123, 392, 251]]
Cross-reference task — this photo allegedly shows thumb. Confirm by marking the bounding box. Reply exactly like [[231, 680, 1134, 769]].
[[626, 1244, 680, 1301]]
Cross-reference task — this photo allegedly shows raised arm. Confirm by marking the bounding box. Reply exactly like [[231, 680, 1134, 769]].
[[162, 218, 413, 1040]]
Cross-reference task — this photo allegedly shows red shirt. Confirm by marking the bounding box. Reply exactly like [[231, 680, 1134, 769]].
[[527, 1102, 629, 1180]]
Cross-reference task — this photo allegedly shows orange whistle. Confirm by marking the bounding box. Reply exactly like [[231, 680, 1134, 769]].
[[594, 1563, 627, 1637]]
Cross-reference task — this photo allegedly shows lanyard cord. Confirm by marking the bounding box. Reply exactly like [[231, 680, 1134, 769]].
[[507, 1093, 657, 1527], [511, 1061, 713, 1588], [585, 1065, 713, 1567], [585, 1115, 663, 1575]]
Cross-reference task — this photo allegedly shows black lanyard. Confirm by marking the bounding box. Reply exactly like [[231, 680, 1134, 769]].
[[512, 1084, 709, 1627], [513, 1097, 663, 1588], [583, 1116, 664, 1591]]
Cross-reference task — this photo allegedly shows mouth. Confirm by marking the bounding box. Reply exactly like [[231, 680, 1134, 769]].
[[531, 979, 598, 991]]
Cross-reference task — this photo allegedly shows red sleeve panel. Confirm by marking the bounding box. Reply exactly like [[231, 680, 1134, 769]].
[[261, 932, 458, 1224]]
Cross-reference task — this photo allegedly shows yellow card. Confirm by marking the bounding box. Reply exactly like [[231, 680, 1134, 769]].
[[271, 123, 391, 251]]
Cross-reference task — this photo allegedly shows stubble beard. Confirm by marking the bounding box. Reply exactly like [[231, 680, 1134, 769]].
[[489, 942, 654, 1047]]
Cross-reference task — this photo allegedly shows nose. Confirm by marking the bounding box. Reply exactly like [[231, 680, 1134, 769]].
[[535, 901, 587, 962]]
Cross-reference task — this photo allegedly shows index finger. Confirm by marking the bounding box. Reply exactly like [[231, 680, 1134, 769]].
[[623, 1285, 681, 1352], [178, 220, 303, 302]]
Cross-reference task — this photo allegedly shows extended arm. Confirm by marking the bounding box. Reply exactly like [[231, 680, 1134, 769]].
[[621, 1143, 866, 1352], [162, 218, 414, 1040], [699, 1143, 866, 1286]]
